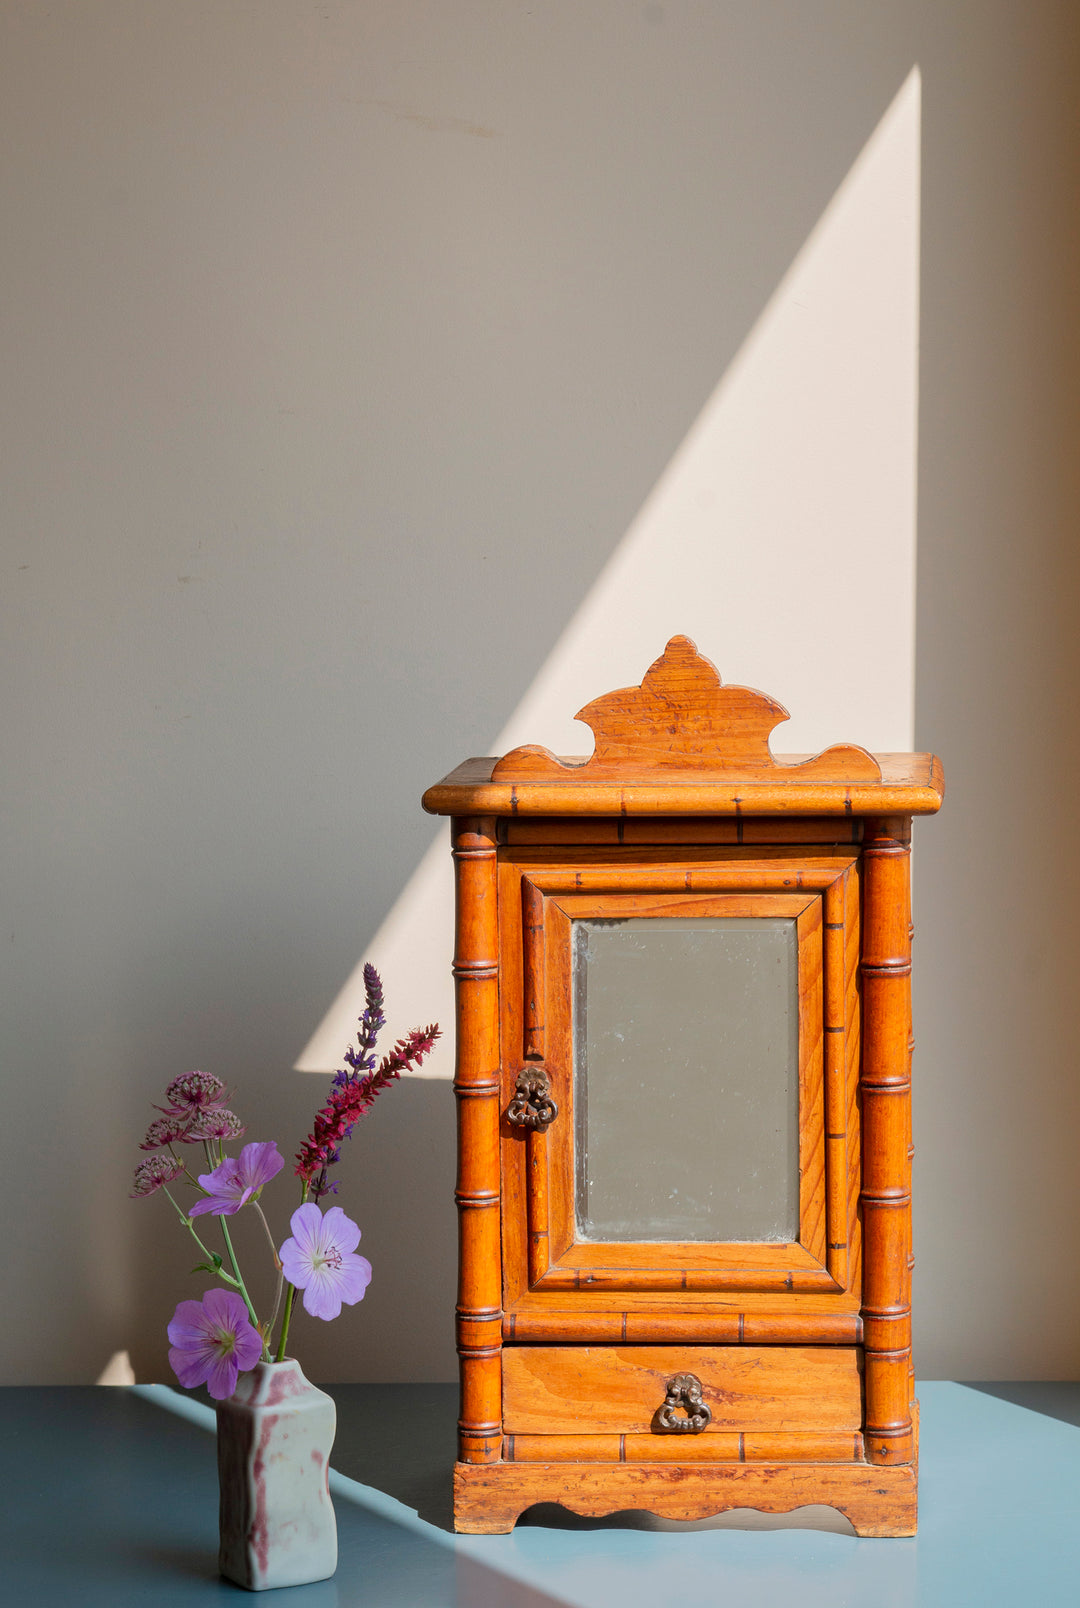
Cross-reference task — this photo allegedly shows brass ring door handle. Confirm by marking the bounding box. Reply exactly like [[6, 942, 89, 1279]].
[[655, 1373, 712, 1434]]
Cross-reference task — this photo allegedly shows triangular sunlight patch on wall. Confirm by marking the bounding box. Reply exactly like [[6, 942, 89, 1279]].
[[297, 68, 922, 1078]]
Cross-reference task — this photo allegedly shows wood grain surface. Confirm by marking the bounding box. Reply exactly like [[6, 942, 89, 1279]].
[[423, 751, 944, 818], [453, 1458, 918, 1536], [503, 1431, 864, 1464], [490, 637, 882, 784], [501, 1346, 862, 1435]]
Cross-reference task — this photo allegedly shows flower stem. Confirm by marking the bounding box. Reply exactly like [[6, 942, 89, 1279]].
[[274, 1284, 297, 1363], [166, 1145, 201, 1188], [252, 1200, 281, 1269], [253, 1200, 284, 1349], [162, 1188, 240, 1287], [264, 1267, 285, 1351], [217, 1214, 267, 1360], [273, 1181, 310, 1362]]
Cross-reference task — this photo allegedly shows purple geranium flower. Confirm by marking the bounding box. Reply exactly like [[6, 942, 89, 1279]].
[[167, 1288, 263, 1400], [279, 1204, 372, 1321], [190, 1141, 284, 1217]]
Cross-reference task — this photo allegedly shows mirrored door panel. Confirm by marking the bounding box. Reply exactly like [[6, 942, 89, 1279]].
[[497, 848, 859, 1317], [572, 916, 799, 1243]]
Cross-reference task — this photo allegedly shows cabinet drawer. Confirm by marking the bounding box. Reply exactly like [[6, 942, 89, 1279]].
[[502, 1346, 863, 1436]]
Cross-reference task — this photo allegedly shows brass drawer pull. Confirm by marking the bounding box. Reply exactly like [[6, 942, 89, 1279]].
[[656, 1373, 712, 1434], [506, 1067, 558, 1130]]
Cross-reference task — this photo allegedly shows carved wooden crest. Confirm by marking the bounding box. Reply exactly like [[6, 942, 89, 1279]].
[[492, 636, 882, 783]]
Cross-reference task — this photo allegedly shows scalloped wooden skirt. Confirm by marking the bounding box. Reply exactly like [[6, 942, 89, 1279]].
[[453, 1458, 917, 1537]]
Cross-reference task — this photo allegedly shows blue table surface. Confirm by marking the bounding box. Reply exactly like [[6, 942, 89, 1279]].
[[1, 1381, 1077, 1606]]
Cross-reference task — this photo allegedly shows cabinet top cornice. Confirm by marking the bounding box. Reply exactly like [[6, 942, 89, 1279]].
[[423, 637, 944, 818]]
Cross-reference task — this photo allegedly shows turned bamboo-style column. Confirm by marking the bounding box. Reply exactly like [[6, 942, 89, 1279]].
[[860, 815, 914, 1466], [453, 816, 503, 1464], [908, 914, 917, 1416]]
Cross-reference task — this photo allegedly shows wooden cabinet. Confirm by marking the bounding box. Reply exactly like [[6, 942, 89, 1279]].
[[423, 638, 943, 1536]]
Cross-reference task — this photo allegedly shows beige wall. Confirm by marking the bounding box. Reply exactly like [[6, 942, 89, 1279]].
[[3, 2, 1079, 1383], [912, 5, 1080, 1375]]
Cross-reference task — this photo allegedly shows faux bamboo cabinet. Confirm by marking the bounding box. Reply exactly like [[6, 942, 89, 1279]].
[[422, 638, 944, 1536]]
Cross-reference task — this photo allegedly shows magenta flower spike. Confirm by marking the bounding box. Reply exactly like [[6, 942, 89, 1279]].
[[278, 1204, 372, 1321], [190, 1141, 285, 1218], [294, 1012, 441, 1196], [167, 1288, 263, 1400]]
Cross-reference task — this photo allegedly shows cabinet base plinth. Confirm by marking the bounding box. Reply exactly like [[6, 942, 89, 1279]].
[[453, 1459, 917, 1537]]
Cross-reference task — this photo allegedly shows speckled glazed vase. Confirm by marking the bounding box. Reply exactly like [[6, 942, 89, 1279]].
[[216, 1359, 337, 1591]]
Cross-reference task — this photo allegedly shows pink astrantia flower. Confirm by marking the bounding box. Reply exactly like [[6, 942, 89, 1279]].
[[163, 1070, 227, 1111], [187, 1106, 245, 1143], [279, 1204, 372, 1321], [130, 1154, 187, 1197], [190, 1141, 285, 1217], [167, 1288, 263, 1400], [140, 1113, 196, 1151], [144, 1072, 244, 1147]]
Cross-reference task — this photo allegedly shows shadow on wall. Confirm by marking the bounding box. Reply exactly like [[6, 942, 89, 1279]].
[[298, 68, 922, 1083]]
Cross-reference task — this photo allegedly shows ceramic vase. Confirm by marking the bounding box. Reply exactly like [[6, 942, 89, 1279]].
[[216, 1358, 337, 1591]]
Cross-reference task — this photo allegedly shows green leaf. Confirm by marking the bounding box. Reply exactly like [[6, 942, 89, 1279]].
[[190, 1252, 230, 1279]]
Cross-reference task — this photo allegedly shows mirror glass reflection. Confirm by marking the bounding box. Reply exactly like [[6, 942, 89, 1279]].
[[573, 916, 799, 1243]]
